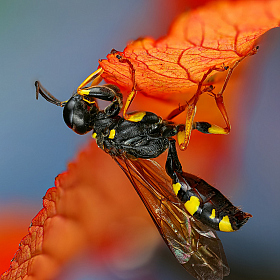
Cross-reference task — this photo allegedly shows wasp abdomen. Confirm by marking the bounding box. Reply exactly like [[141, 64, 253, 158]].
[[173, 172, 252, 232]]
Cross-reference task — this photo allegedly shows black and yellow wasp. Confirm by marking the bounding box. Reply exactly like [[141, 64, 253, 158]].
[[35, 76, 251, 280]]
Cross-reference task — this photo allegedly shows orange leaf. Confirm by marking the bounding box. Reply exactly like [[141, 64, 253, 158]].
[[1, 143, 159, 280], [99, 0, 280, 100]]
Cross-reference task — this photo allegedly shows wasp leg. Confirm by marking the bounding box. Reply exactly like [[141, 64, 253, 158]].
[[113, 54, 143, 122], [79, 84, 123, 118], [193, 92, 231, 135], [77, 67, 104, 93], [175, 69, 216, 151], [167, 84, 231, 136], [122, 60, 138, 121], [192, 46, 259, 135], [122, 71, 153, 123], [167, 85, 214, 121], [168, 47, 259, 149], [165, 138, 182, 180]]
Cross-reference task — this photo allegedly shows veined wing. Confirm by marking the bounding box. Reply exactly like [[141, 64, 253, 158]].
[[114, 154, 230, 280]]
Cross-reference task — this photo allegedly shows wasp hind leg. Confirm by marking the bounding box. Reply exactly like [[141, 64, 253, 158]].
[[168, 47, 259, 149], [167, 68, 223, 151], [193, 91, 231, 135], [165, 138, 182, 180], [192, 46, 259, 136]]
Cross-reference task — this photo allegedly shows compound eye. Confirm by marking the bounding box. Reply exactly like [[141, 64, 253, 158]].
[[63, 95, 96, 135]]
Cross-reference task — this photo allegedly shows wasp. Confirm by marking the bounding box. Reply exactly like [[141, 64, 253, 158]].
[[95, 47, 258, 150], [35, 80, 251, 280]]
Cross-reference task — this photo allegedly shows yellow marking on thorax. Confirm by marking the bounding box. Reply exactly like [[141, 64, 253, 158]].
[[172, 182, 181, 195], [184, 196, 200, 216], [127, 111, 146, 122], [210, 209, 216, 219], [108, 129, 116, 139], [219, 215, 234, 232], [92, 132, 97, 139]]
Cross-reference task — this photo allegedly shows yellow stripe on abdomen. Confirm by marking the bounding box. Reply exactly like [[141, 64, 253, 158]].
[[219, 215, 234, 232], [172, 182, 181, 195], [184, 196, 200, 216], [209, 208, 216, 219]]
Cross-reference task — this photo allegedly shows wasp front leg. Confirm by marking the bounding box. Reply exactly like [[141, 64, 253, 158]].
[[79, 84, 123, 118], [77, 67, 104, 93]]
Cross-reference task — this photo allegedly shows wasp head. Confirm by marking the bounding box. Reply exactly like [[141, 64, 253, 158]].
[[63, 94, 99, 135], [35, 81, 99, 135]]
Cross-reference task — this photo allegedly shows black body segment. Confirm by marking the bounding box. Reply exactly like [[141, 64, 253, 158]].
[[174, 171, 252, 232], [166, 139, 252, 232]]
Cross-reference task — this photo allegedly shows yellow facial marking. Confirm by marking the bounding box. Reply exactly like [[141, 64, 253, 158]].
[[92, 132, 97, 139], [210, 209, 216, 219], [208, 124, 227, 135], [219, 215, 234, 232], [127, 111, 146, 122], [184, 196, 200, 216], [108, 129, 116, 139], [172, 182, 181, 195]]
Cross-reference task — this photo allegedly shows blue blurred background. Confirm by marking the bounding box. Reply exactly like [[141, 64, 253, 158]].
[[0, 1, 279, 279]]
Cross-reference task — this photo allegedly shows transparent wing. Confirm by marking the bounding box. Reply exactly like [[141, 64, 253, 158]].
[[114, 155, 230, 280]]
